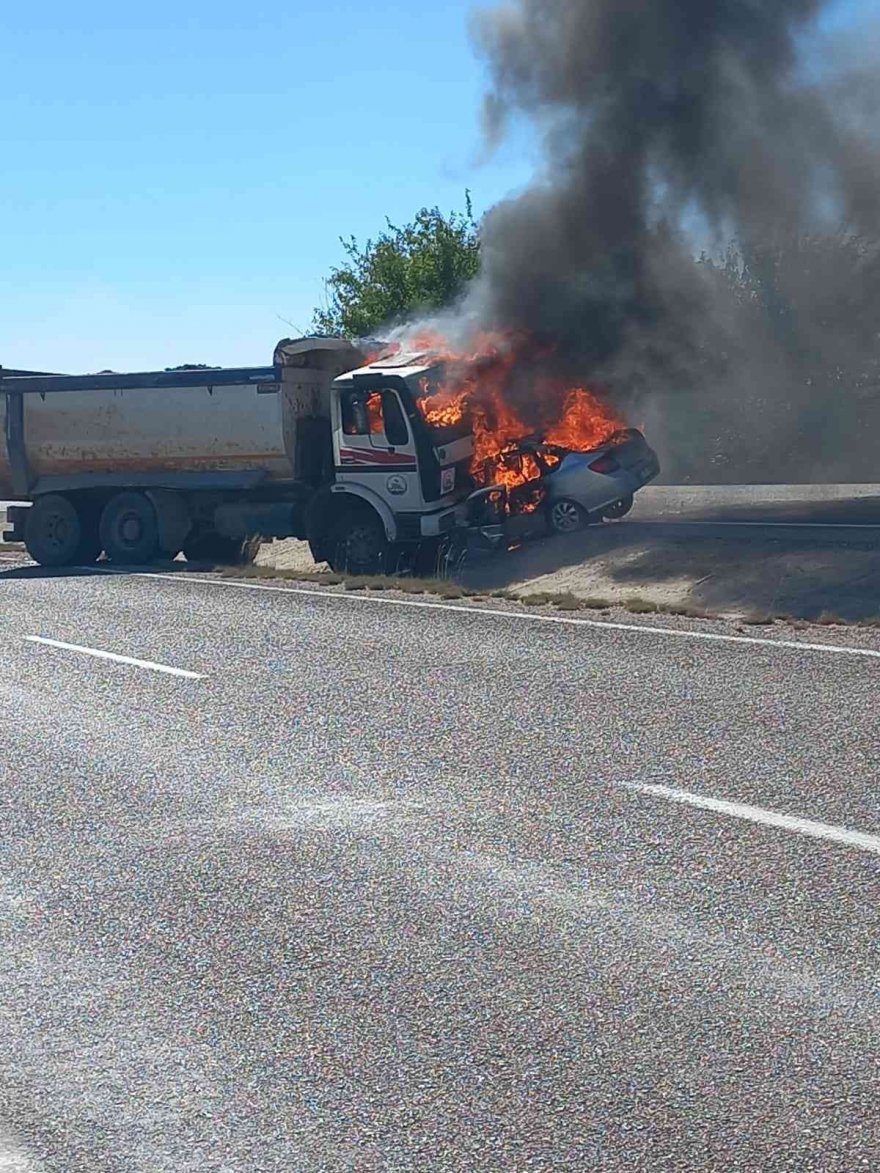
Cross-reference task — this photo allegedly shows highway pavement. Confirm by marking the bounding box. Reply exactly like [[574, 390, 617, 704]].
[[630, 483, 880, 528], [0, 560, 879, 1169]]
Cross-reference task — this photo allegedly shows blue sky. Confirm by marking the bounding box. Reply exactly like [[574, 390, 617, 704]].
[[0, 0, 869, 372], [0, 0, 538, 371]]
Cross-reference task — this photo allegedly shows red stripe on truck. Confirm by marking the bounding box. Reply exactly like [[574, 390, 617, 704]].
[[339, 448, 416, 466]]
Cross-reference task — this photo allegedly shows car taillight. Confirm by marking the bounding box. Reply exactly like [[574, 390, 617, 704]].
[[589, 453, 619, 474]]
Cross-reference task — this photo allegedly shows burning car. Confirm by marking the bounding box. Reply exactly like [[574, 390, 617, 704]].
[[370, 329, 659, 545], [498, 429, 660, 533]]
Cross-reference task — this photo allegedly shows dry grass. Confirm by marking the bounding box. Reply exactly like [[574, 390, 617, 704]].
[[623, 597, 661, 614], [204, 561, 880, 630], [815, 611, 846, 626], [343, 575, 468, 599], [212, 562, 716, 622], [739, 612, 775, 626], [517, 591, 604, 612], [217, 565, 344, 585]]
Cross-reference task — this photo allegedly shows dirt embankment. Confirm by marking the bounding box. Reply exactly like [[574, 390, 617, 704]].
[[255, 486, 880, 622]]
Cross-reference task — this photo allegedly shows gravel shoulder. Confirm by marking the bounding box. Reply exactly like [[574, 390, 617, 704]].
[[6, 485, 880, 623], [254, 483, 880, 623]]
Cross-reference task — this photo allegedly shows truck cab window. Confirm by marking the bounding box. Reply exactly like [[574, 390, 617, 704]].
[[381, 391, 409, 447], [342, 388, 409, 447], [342, 393, 370, 436]]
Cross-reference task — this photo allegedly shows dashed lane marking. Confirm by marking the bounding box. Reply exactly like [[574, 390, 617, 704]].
[[24, 636, 204, 680], [625, 781, 880, 856]]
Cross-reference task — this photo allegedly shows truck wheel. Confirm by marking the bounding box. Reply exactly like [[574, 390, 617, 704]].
[[100, 492, 160, 564], [76, 503, 104, 564], [602, 494, 634, 520], [183, 533, 253, 565], [305, 490, 335, 565], [328, 510, 389, 576], [24, 494, 97, 567], [307, 537, 328, 566]]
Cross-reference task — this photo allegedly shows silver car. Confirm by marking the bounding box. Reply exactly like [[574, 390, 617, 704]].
[[503, 429, 660, 533]]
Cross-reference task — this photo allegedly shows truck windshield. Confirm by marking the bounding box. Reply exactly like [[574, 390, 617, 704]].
[[414, 373, 473, 445]]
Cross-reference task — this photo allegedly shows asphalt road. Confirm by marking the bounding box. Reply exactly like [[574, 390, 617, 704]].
[[1, 563, 880, 1170], [630, 483, 880, 527]]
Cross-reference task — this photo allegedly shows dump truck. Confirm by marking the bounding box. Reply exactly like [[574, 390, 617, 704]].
[[1, 338, 506, 572]]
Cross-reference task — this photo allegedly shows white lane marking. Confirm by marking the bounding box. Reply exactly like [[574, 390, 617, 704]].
[[626, 781, 880, 856], [91, 567, 880, 661], [24, 636, 204, 679]]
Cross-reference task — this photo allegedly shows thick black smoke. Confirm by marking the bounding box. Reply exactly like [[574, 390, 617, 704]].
[[463, 0, 880, 479]]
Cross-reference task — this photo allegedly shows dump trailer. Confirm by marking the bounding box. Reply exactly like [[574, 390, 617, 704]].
[[1, 338, 506, 572]]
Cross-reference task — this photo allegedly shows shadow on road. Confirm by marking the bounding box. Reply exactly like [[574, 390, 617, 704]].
[[5, 487, 880, 621], [464, 506, 880, 621], [0, 559, 203, 583], [647, 493, 880, 525]]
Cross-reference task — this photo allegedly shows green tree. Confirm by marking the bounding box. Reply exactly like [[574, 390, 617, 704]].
[[312, 196, 480, 337]]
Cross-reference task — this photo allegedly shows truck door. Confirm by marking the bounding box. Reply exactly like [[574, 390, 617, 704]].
[[336, 387, 422, 509]]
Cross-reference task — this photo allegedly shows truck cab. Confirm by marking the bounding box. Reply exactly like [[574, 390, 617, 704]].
[[329, 353, 475, 542], [306, 351, 505, 575]]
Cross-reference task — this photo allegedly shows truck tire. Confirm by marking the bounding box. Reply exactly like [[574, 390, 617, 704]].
[[24, 494, 100, 567], [183, 532, 254, 565], [100, 491, 160, 564], [327, 508, 389, 576], [305, 490, 335, 565], [145, 490, 191, 558], [77, 502, 104, 564]]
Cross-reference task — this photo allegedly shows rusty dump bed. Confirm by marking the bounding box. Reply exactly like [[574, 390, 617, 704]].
[[0, 339, 363, 499]]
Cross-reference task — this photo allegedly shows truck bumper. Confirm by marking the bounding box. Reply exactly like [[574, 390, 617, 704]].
[[413, 496, 508, 553], [419, 508, 460, 538], [463, 521, 507, 552]]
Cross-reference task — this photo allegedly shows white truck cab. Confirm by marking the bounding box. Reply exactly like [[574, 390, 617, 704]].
[[324, 352, 486, 564]]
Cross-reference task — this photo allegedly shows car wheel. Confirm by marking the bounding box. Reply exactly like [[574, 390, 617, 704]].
[[548, 498, 588, 534], [603, 494, 634, 521]]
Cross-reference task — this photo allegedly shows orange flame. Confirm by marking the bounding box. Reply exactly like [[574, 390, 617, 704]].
[[365, 391, 384, 434], [401, 330, 625, 491]]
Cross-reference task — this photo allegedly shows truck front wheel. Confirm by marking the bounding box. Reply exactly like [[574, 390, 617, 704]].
[[100, 492, 160, 565], [24, 494, 100, 567]]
